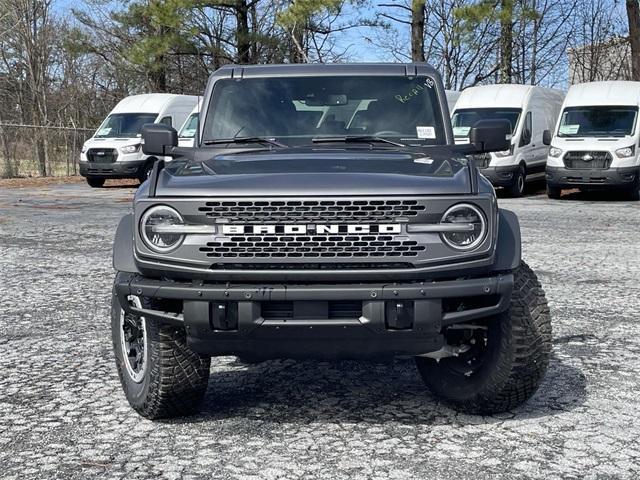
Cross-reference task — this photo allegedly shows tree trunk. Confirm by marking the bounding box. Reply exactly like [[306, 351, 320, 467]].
[[499, 0, 513, 83], [235, 0, 251, 63], [626, 0, 640, 80], [411, 0, 426, 62]]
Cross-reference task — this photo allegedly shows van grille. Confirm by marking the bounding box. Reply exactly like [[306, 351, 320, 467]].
[[197, 199, 426, 223], [199, 234, 426, 259], [87, 148, 118, 163], [563, 151, 612, 169]]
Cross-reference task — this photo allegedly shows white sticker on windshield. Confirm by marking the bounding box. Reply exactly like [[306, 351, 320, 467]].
[[416, 126, 436, 139], [414, 157, 434, 164], [559, 124, 580, 135], [453, 126, 471, 137], [97, 127, 111, 135]]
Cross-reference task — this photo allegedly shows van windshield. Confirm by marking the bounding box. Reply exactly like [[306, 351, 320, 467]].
[[452, 108, 521, 138], [558, 106, 638, 137], [201, 76, 446, 146], [95, 113, 158, 138], [179, 113, 198, 139]]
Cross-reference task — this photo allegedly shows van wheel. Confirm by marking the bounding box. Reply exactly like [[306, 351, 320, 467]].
[[626, 184, 640, 201], [111, 290, 211, 419], [546, 185, 562, 199], [506, 166, 526, 197], [86, 177, 105, 188], [415, 262, 552, 414]]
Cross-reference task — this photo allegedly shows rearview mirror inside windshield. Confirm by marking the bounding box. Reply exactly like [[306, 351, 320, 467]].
[[305, 94, 348, 106]]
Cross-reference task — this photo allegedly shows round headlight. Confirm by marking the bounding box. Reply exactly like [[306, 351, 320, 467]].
[[440, 203, 487, 251], [140, 205, 184, 253]]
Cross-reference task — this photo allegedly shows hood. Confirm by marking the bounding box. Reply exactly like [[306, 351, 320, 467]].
[[154, 146, 473, 197], [551, 135, 636, 151], [84, 137, 141, 147]]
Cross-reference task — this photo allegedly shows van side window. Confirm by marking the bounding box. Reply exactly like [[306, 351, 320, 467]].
[[159, 116, 172, 126], [520, 112, 532, 146]]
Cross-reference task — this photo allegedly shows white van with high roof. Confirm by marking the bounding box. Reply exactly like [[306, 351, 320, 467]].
[[80, 94, 198, 187], [545, 81, 640, 200], [452, 84, 564, 196], [177, 104, 200, 147]]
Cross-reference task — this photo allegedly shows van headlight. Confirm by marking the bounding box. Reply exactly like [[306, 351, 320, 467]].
[[440, 204, 487, 251], [615, 145, 635, 158], [121, 144, 141, 154], [549, 147, 563, 158], [494, 144, 514, 157], [140, 205, 184, 253]]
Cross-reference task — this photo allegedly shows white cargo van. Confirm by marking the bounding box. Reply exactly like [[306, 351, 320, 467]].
[[80, 94, 199, 187], [545, 81, 640, 200], [445, 90, 461, 113], [452, 84, 565, 196], [177, 104, 199, 148]]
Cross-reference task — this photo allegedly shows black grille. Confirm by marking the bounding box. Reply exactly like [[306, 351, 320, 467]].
[[209, 262, 413, 270], [261, 301, 362, 320], [198, 199, 426, 223], [563, 151, 612, 169], [200, 234, 426, 259], [87, 148, 118, 163]]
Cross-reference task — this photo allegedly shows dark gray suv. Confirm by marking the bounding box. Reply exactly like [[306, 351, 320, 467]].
[[111, 63, 551, 419]]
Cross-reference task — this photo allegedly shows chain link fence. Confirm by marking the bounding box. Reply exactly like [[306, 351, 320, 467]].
[[0, 124, 96, 179]]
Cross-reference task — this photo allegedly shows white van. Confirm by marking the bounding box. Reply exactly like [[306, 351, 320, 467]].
[[177, 104, 200, 148], [80, 94, 199, 187], [452, 85, 565, 196], [546, 81, 640, 200]]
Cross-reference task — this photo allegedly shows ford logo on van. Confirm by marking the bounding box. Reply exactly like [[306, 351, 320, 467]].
[[581, 154, 593, 161]]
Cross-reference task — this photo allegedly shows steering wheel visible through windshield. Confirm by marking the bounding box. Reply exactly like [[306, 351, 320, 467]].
[[201, 76, 446, 146]]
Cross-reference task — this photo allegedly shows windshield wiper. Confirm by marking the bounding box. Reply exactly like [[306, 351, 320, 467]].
[[312, 135, 406, 147], [203, 137, 287, 148]]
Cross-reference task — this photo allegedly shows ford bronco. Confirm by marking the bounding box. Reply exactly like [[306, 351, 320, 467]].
[[111, 63, 552, 419]]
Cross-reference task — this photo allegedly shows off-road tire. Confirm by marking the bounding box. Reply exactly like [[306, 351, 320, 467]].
[[546, 185, 562, 199], [87, 177, 105, 188], [416, 262, 552, 414], [506, 165, 526, 197], [111, 290, 211, 419]]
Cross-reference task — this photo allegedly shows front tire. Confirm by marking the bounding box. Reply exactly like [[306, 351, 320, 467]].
[[138, 160, 155, 184], [111, 290, 210, 419], [86, 177, 105, 188], [506, 165, 526, 197], [415, 262, 552, 414], [546, 185, 562, 199]]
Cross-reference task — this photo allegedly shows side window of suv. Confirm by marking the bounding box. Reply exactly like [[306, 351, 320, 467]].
[[520, 112, 532, 146], [159, 116, 172, 126]]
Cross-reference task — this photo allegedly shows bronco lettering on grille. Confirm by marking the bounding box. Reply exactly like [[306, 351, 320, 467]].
[[221, 224, 402, 235]]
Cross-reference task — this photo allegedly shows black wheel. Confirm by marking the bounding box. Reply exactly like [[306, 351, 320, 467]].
[[626, 184, 640, 201], [546, 185, 562, 199], [138, 160, 155, 184], [111, 288, 210, 419], [86, 177, 105, 188], [506, 165, 526, 197], [415, 262, 552, 414]]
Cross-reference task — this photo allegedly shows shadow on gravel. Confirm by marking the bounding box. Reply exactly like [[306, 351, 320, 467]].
[[560, 189, 638, 202], [175, 353, 587, 425]]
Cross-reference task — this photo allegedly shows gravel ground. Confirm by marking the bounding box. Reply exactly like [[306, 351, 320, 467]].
[[0, 181, 639, 480]]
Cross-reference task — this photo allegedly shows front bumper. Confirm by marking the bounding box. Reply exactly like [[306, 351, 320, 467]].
[[546, 166, 640, 189], [479, 165, 520, 187], [114, 271, 514, 359], [80, 160, 146, 178]]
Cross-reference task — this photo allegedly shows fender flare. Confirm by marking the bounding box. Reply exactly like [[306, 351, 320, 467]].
[[113, 214, 140, 274], [492, 208, 521, 272]]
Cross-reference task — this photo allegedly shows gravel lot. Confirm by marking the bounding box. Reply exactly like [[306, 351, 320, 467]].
[[1, 181, 639, 479]]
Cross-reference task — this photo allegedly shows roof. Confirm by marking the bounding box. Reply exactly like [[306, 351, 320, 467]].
[[213, 63, 440, 78], [111, 94, 198, 114], [564, 81, 640, 107], [455, 84, 537, 110]]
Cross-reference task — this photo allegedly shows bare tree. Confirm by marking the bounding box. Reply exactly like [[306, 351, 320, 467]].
[[626, 0, 640, 79]]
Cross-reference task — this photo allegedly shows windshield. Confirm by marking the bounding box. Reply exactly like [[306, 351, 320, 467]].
[[95, 113, 158, 138], [201, 76, 446, 146], [558, 106, 638, 137], [452, 108, 521, 138], [179, 113, 198, 139]]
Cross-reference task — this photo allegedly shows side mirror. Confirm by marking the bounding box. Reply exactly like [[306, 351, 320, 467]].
[[141, 123, 178, 156], [542, 129, 552, 146], [468, 119, 511, 153]]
